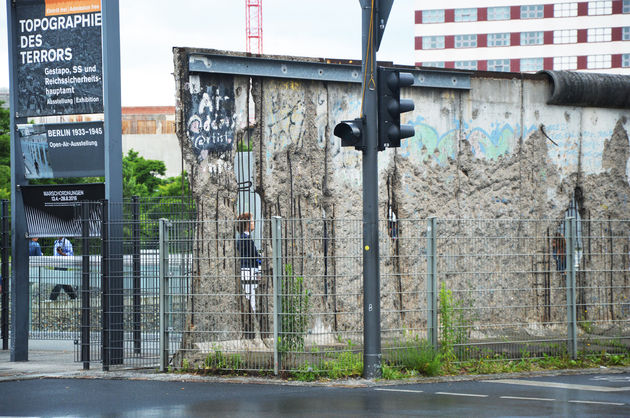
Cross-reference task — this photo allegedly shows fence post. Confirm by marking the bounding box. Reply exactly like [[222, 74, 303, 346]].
[[159, 218, 170, 372], [81, 203, 91, 369], [271, 216, 283, 376], [101, 199, 110, 371], [132, 196, 141, 354], [565, 217, 577, 359], [1, 200, 8, 351], [427, 217, 438, 351]]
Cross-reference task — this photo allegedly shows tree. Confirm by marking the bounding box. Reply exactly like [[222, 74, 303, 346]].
[[122, 149, 166, 198], [0, 102, 10, 200]]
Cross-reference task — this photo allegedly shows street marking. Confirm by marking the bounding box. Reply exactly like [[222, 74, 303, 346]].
[[501, 396, 555, 402], [591, 375, 630, 383], [436, 392, 488, 398], [484, 379, 630, 392], [375, 388, 423, 393], [569, 400, 625, 406]]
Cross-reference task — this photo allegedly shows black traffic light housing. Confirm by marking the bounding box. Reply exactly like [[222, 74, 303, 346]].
[[377, 67, 415, 150], [334, 117, 365, 151]]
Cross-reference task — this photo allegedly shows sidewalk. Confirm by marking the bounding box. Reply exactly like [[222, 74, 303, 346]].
[[2, 340, 629, 386], [0, 340, 86, 381]]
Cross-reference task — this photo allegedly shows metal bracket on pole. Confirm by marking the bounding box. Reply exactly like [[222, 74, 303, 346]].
[[427, 217, 438, 351], [159, 218, 170, 372], [565, 217, 577, 359], [271, 216, 283, 375]]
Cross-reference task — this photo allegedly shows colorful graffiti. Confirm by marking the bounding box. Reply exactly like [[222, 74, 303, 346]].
[[401, 115, 536, 165]]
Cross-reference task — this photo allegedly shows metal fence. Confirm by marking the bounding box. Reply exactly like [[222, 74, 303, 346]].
[[159, 217, 630, 374], [2, 205, 628, 373]]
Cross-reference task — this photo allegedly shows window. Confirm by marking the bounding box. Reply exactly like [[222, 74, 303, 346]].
[[487, 59, 511, 72], [588, 1, 612, 15], [520, 58, 543, 72], [424, 61, 445, 68], [624, 0, 630, 13], [488, 33, 510, 47], [623, 54, 630, 67], [454, 60, 477, 70], [554, 29, 577, 44], [554, 56, 577, 70], [521, 31, 544, 45], [624, 27, 630, 40], [455, 34, 477, 48], [587, 28, 611, 42], [487, 6, 510, 20], [423, 9, 445, 23], [454, 8, 477, 22], [554, 2, 578, 17], [422, 36, 445, 49], [521, 5, 544, 19], [587, 54, 612, 69]]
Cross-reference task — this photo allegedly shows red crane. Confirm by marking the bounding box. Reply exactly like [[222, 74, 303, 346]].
[[245, 0, 263, 54]]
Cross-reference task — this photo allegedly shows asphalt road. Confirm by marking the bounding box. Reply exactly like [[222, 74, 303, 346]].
[[0, 372, 628, 417]]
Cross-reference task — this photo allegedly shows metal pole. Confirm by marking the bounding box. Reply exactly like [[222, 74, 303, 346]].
[[81, 203, 91, 369], [159, 218, 170, 372], [360, 0, 381, 379], [102, 0, 124, 365], [101, 200, 110, 371], [272, 216, 282, 375], [7, 0, 29, 362], [565, 217, 577, 359], [132, 196, 141, 354], [427, 217, 438, 350], [1, 200, 9, 351]]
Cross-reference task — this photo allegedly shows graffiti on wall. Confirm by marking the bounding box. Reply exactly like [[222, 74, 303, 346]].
[[186, 74, 236, 162], [402, 115, 537, 165], [264, 81, 306, 154]]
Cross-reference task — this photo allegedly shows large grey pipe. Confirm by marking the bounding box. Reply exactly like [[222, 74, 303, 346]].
[[539, 70, 630, 109]]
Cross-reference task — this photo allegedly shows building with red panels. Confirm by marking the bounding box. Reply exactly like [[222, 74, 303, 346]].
[[415, 0, 630, 73]]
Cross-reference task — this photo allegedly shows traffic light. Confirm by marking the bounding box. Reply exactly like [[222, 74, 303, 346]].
[[334, 117, 365, 151], [377, 68, 415, 150]]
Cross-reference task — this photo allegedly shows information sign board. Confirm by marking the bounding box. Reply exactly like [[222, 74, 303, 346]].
[[18, 121, 105, 178], [15, 0, 103, 116]]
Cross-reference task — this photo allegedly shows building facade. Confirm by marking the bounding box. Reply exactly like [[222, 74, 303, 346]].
[[414, 0, 630, 74]]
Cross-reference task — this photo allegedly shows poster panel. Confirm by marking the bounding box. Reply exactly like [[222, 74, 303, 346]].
[[15, 0, 103, 117], [18, 121, 104, 178], [21, 182, 104, 237]]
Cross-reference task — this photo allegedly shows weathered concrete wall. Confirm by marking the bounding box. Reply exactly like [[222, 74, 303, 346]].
[[173, 49, 630, 353]]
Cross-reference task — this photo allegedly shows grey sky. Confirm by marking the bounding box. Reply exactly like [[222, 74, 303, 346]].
[[1, 0, 414, 106]]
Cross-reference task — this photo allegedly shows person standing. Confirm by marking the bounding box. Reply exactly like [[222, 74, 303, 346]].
[[29, 237, 42, 256], [236, 213, 262, 338], [49, 237, 76, 300], [53, 237, 73, 256]]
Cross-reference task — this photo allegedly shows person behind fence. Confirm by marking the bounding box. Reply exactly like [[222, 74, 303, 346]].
[[29, 237, 42, 256], [236, 213, 262, 314], [49, 237, 77, 301]]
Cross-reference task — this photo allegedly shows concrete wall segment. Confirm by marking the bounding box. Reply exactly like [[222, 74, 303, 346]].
[[172, 48, 630, 359]]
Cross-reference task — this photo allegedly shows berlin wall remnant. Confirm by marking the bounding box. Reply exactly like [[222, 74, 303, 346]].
[[173, 48, 630, 365]]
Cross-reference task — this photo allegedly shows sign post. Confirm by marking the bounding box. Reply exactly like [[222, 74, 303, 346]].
[[101, 0, 123, 365], [7, 0, 121, 363]]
